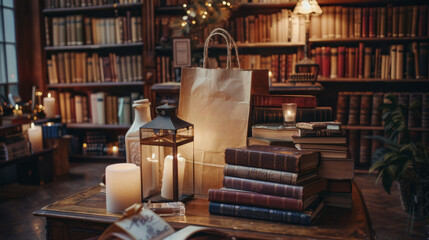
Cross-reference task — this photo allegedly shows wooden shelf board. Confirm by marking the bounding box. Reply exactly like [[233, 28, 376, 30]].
[[66, 123, 130, 130], [44, 43, 143, 51], [43, 3, 143, 14], [270, 82, 324, 92], [310, 36, 429, 44], [71, 154, 126, 162], [318, 77, 429, 83], [155, 6, 185, 15], [47, 82, 144, 88]]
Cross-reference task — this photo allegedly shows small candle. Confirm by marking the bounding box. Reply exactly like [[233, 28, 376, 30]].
[[13, 104, 22, 116], [43, 93, 56, 118], [106, 163, 141, 213], [143, 152, 157, 198], [161, 154, 186, 200], [282, 103, 297, 127], [112, 146, 119, 155], [28, 123, 43, 153]]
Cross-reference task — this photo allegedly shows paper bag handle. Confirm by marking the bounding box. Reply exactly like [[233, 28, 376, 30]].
[[203, 28, 241, 69]]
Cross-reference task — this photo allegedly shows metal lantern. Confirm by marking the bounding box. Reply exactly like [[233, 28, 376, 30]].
[[139, 104, 194, 202]]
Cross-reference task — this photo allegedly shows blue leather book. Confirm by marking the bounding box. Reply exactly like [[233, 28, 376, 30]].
[[209, 200, 324, 225]]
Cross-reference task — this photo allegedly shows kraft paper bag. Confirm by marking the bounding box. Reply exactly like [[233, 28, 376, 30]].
[[178, 28, 268, 195]]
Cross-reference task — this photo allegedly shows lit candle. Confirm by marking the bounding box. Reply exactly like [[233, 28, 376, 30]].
[[282, 103, 297, 127], [13, 104, 22, 116], [106, 163, 141, 213], [28, 123, 43, 153], [161, 154, 186, 200], [112, 146, 119, 155], [43, 93, 56, 118]]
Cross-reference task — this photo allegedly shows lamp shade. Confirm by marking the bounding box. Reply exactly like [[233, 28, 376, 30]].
[[293, 0, 322, 16]]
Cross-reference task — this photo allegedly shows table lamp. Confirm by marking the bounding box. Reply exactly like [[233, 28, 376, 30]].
[[292, 0, 322, 79]]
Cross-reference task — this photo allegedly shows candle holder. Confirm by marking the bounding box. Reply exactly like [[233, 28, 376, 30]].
[[282, 103, 297, 128], [139, 104, 194, 203]]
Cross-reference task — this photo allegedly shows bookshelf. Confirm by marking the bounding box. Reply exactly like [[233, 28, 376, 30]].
[[152, 0, 429, 170], [40, 1, 153, 161]]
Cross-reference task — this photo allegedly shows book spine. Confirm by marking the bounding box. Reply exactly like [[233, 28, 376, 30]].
[[337, 47, 345, 78], [359, 93, 372, 125], [208, 189, 304, 211], [252, 107, 332, 124], [347, 93, 361, 125], [253, 95, 317, 108], [422, 94, 429, 128], [223, 164, 298, 185], [359, 130, 371, 165], [223, 176, 303, 199], [330, 48, 338, 78], [224, 148, 300, 173], [370, 93, 383, 126], [419, 43, 428, 78], [336, 92, 349, 124], [299, 129, 346, 137], [209, 202, 311, 225]]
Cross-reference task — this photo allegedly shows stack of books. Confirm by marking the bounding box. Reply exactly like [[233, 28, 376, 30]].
[[208, 145, 326, 225], [293, 122, 354, 208], [0, 125, 30, 161], [249, 95, 333, 147], [83, 132, 106, 156]]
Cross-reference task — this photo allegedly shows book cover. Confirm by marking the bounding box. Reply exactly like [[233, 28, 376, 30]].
[[208, 199, 324, 225], [359, 92, 372, 126], [327, 180, 352, 193], [292, 136, 346, 145], [224, 145, 319, 174], [252, 95, 317, 108], [223, 176, 327, 199], [208, 188, 318, 212], [296, 121, 341, 130], [347, 93, 361, 125], [336, 92, 349, 124], [359, 130, 371, 165], [252, 124, 298, 142], [318, 158, 355, 180]]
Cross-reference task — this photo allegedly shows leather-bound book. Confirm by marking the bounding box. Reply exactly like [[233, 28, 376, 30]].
[[336, 91, 349, 124], [386, 5, 393, 37], [338, 47, 346, 78], [359, 92, 372, 126], [369, 7, 376, 38], [359, 130, 371, 165], [330, 48, 338, 78], [362, 8, 369, 38], [322, 47, 331, 77], [392, 6, 399, 37], [370, 92, 383, 126], [358, 43, 364, 78], [419, 42, 428, 78], [418, 6, 428, 37], [347, 92, 361, 125], [224, 145, 320, 174]]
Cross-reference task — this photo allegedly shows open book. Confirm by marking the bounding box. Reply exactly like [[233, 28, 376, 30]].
[[98, 204, 229, 240]]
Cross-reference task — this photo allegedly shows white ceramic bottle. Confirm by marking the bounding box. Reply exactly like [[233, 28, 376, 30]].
[[125, 99, 153, 197]]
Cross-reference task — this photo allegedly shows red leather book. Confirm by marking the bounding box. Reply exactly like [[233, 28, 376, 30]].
[[208, 188, 318, 211], [358, 43, 364, 78], [102, 57, 112, 82], [286, 54, 293, 80], [315, 47, 322, 76], [252, 95, 317, 108], [223, 176, 327, 199], [224, 145, 319, 174], [369, 7, 376, 38], [321, 47, 330, 77], [362, 8, 369, 38], [337, 47, 346, 78], [345, 48, 350, 77]]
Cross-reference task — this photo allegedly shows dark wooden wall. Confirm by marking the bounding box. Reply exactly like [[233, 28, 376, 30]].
[[15, 0, 44, 101]]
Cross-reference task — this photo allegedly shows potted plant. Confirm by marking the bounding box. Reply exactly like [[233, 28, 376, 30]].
[[369, 93, 429, 218]]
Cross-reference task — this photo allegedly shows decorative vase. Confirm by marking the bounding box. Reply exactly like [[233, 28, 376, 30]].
[[125, 99, 152, 196]]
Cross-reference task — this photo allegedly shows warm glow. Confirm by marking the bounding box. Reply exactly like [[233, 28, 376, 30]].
[[287, 110, 292, 115], [36, 91, 42, 96], [47, 122, 53, 127], [182, 3, 187, 8], [187, 10, 191, 14], [222, 1, 226, 4], [31, 122, 35, 128], [147, 153, 158, 162], [207, 3, 211, 7], [15, 104, 18, 110], [112, 146, 118, 153], [302, 0, 311, 11], [269, 71, 273, 77], [192, 20, 196, 24], [181, 22, 187, 27], [227, 2, 231, 6], [202, 15, 206, 19], [83, 143, 87, 148]]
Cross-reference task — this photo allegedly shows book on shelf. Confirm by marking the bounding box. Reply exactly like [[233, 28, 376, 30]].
[[251, 123, 298, 142], [225, 145, 320, 174], [223, 176, 327, 200], [318, 158, 355, 180], [310, 5, 429, 40], [223, 164, 319, 186], [295, 121, 341, 130], [47, 52, 143, 84], [45, 0, 143, 9], [209, 199, 324, 225], [46, 12, 142, 46], [322, 192, 352, 209], [208, 188, 319, 212], [313, 42, 428, 80], [253, 95, 317, 108], [298, 129, 346, 137], [327, 180, 352, 193], [247, 137, 295, 148], [252, 107, 332, 125], [292, 136, 347, 145]]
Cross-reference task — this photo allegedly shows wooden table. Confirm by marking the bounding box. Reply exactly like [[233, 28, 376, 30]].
[[34, 181, 374, 240]]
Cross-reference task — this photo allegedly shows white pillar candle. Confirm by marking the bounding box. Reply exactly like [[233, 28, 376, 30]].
[[161, 154, 186, 200], [28, 123, 43, 153], [13, 104, 22, 116], [43, 93, 56, 118], [285, 110, 296, 122], [106, 163, 141, 213]]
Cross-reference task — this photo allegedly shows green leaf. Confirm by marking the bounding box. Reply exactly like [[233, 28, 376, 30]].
[[382, 169, 393, 194], [369, 160, 386, 173]]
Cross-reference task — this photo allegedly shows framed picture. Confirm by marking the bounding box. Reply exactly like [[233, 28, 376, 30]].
[[172, 38, 192, 68]]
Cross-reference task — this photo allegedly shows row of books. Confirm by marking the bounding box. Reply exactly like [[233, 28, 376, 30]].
[[227, 10, 306, 44], [0, 133, 30, 161], [57, 91, 141, 125], [46, 13, 142, 46], [155, 0, 297, 7], [209, 145, 325, 224], [313, 43, 429, 79], [45, 0, 142, 9], [293, 122, 353, 208], [155, 56, 180, 84], [310, 5, 429, 39], [47, 52, 143, 84], [336, 92, 429, 128]]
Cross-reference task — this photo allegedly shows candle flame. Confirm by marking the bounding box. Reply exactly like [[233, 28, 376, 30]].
[[287, 110, 291, 115], [47, 122, 53, 126], [15, 104, 18, 110], [83, 143, 87, 148], [31, 122, 35, 128], [47, 93, 51, 98], [147, 153, 158, 162]]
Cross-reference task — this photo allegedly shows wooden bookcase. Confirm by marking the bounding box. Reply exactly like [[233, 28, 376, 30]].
[[153, 0, 429, 169], [39, 1, 155, 161]]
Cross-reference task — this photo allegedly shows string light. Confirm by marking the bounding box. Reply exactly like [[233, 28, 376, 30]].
[[181, 22, 187, 27], [192, 20, 196, 24], [222, 1, 226, 5], [183, 3, 187, 8], [202, 15, 206, 19], [187, 10, 191, 14]]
